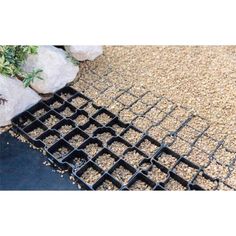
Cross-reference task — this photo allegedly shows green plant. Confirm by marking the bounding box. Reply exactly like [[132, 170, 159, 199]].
[[0, 46, 43, 87]]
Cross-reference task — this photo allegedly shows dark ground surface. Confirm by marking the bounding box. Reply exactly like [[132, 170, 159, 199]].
[[0, 132, 77, 190]]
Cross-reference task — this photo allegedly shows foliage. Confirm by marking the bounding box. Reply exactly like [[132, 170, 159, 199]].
[[0, 46, 42, 87]]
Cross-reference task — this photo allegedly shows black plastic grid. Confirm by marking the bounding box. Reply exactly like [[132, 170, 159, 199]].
[[11, 85, 236, 191]]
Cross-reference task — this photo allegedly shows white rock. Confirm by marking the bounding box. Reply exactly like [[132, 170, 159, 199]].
[[0, 76, 41, 126], [65, 45, 103, 61], [22, 46, 79, 94]]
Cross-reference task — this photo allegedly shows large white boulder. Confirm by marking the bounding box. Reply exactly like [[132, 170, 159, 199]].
[[65, 45, 103, 61], [0, 76, 41, 126], [22, 46, 79, 94]]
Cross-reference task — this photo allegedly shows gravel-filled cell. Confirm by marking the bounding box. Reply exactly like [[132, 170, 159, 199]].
[[122, 128, 142, 145], [138, 138, 159, 156], [177, 125, 201, 144], [60, 107, 74, 118], [123, 150, 145, 168], [96, 132, 113, 144], [148, 126, 169, 141], [165, 178, 187, 191], [213, 146, 236, 166], [204, 160, 229, 180], [186, 147, 210, 168], [130, 100, 151, 115], [108, 101, 125, 115], [117, 92, 137, 106], [156, 153, 178, 170], [129, 85, 147, 97], [83, 102, 98, 116], [132, 116, 153, 132], [119, 109, 137, 123], [71, 96, 87, 108], [111, 124, 125, 134], [225, 168, 236, 189], [67, 134, 85, 148], [195, 135, 219, 154], [51, 101, 63, 109], [43, 115, 60, 128], [53, 146, 71, 159], [109, 141, 129, 156], [58, 125, 74, 136], [94, 94, 112, 107], [28, 127, 45, 139], [159, 116, 181, 132], [187, 116, 209, 132], [194, 172, 218, 190], [94, 153, 117, 171], [129, 180, 152, 191], [145, 107, 163, 121], [174, 161, 198, 182], [75, 114, 89, 126], [169, 137, 192, 156], [111, 165, 134, 184], [147, 165, 168, 183], [170, 106, 191, 122], [84, 124, 99, 136], [96, 179, 119, 191], [95, 113, 113, 125], [140, 92, 159, 106], [156, 98, 175, 113], [80, 167, 102, 186], [42, 134, 59, 146], [84, 143, 102, 157], [33, 108, 47, 118]]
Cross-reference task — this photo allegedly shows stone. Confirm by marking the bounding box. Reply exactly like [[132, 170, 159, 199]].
[[65, 45, 103, 61], [22, 46, 79, 94], [0, 76, 41, 126]]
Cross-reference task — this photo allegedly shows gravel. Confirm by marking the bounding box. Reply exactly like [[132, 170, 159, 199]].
[[129, 180, 152, 191], [117, 93, 137, 106], [43, 134, 58, 146], [80, 167, 101, 185], [34, 108, 47, 118], [194, 173, 218, 190], [72, 157, 87, 168], [71, 96, 87, 108], [51, 101, 63, 109], [186, 147, 210, 167], [94, 153, 116, 171], [60, 107, 74, 117], [68, 134, 85, 148], [133, 117, 153, 132], [174, 162, 198, 181], [58, 125, 74, 136], [96, 179, 119, 190], [96, 113, 112, 125], [29, 128, 44, 139], [123, 150, 144, 168], [111, 166, 133, 184], [43, 115, 60, 128], [157, 153, 178, 169], [213, 146, 235, 166], [147, 166, 168, 183], [75, 114, 88, 126], [84, 143, 102, 157], [138, 139, 159, 156], [122, 128, 142, 145], [83, 102, 98, 116], [204, 160, 229, 180], [111, 124, 124, 134], [54, 146, 70, 159], [84, 124, 98, 136], [109, 141, 129, 156], [165, 178, 187, 191], [96, 132, 113, 144]]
